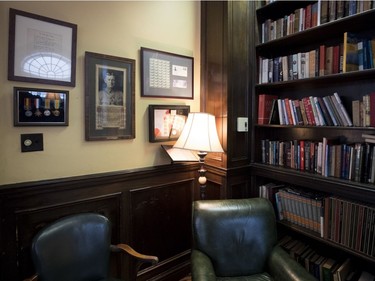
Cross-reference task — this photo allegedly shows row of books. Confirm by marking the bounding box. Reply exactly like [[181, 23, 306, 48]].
[[260, 137, 375, 183], [324, 196, 375, 256], [352, 93, 375, 127], [260, 184, 375, 257], [279, 236, 375, 281], [258, 33, 375, 84], [261, 1, 373, 44], [258, 93, 353, 127]]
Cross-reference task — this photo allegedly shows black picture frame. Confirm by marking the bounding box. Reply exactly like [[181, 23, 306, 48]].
[[8, 8, 77, 87], [141, 47, 193, 99], [148, 104, 190, 143], [85, 51, 135, 141], [14, 87, 69, 126]]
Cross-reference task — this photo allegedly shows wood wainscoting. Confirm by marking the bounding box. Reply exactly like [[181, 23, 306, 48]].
[[0, 163, 198, 281]]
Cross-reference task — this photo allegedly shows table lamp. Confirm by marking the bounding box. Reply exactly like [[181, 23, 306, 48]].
[[173, 112, 224, 199]]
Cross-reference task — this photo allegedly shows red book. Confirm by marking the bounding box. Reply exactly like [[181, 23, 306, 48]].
[[258, 94, 278, 124], [302, 97, 316, 126], [332, 45, 340, 74], [284, 98, 294, 125], [369, 92, 375, 127], [325, 46, 333, 75], [305, 4, 312, 29], [300, 140, 305, 171]]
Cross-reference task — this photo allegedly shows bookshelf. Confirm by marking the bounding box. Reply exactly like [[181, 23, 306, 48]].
[[251, 0, 375, 276]]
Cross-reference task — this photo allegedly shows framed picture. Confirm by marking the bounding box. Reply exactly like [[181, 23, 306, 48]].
[[85, 51, 135, 141], [14, 87, 69, 126], [148, 104, 190, 143], [8, 8, 77, 87], [141, 47, 193, 99]]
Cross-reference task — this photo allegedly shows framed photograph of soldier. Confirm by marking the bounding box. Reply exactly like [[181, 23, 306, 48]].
[[85, 51, 135, 140]]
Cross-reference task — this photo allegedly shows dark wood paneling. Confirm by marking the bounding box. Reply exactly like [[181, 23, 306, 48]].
[[201, 1, 251, 169], [0, 164, 197, 281]]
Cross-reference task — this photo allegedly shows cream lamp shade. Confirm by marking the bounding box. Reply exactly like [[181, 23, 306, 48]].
[[173, 112, 224, 153]]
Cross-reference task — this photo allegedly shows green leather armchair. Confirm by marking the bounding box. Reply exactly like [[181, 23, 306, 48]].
[[191, 198, 318, 281], [24, 213, 158, 281]]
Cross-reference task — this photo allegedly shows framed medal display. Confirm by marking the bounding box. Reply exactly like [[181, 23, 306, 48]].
[[14, 87, 69, 126]]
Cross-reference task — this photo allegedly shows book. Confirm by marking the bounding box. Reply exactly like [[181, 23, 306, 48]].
[[319, 45, 326, 76], [362, 94, 370, 127], [292, 53, 299, 79], [323, 96, 340, 126], [352, 100, 361, 127], [278, 99, 286, 125], [332, 93, 353, 126], [303, 97, 316, 126], [258, 94, 278, 124], [310, 96, 321, 126], [325, 46, 334, 75], [371, 39, 375, 69], [335, 258, 352, 281], [268, 98, 280, 125], [343, 32, 359, 72], [369, 92, 375, 127], [261, 57, 269, 83], [322, 258, 338, 281], [282, 56, 289, 81], [299, 100, 309, 125], [320, 0, 329, 24], [309, 49, 316, 78], [358, 40, 364, 71], [332, 45, 340, 74]]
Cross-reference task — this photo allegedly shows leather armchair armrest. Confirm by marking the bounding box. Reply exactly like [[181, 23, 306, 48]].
[[111, 244, 158, 265], [191, 249, 216, 281], [267, 245, 318, 281]]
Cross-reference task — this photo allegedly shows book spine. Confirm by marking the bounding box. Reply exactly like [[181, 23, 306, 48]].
[[363, 94, 370, 127], [310, 96, 321, 126], [278, 99, 285, 125], [299, 100, 309, 125], [370, 92, 375, 127], [333, 92, 353, 126], [319, 45, 326, 76]]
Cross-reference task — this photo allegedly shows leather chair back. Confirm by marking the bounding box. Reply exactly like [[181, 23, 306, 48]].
[[31, 213, 112, 281], [192, 198, 277, 277]]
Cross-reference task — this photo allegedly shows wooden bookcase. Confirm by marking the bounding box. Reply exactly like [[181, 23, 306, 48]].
[[250, 0, 375, 274]]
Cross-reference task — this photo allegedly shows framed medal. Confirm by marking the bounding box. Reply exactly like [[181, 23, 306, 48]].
[[14, 87, 69, 126]]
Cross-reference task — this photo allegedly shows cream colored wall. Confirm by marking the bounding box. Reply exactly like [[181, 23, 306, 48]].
[[0, 1, 200, 185]]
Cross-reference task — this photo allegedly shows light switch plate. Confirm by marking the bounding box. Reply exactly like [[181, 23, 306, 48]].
[[237, 117, 248, 132]]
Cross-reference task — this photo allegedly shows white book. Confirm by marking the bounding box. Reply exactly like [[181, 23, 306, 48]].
[[262, 58, 268, 84], [299, 8, 305, 31], [289, 99, 297, 125]]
